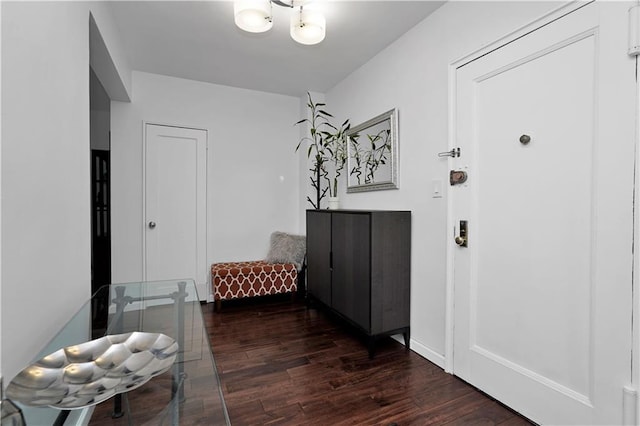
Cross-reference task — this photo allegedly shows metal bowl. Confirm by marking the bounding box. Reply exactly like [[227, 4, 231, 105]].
[[6, 332, 178, 409]]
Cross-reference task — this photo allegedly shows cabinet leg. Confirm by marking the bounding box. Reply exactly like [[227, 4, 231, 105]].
[[403, 330, 410, 351], [305, 294, 315, 308], [368, 337, 376, 359]]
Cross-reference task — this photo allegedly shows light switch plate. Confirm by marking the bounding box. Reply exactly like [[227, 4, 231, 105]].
[[432, 180, 443, 198]]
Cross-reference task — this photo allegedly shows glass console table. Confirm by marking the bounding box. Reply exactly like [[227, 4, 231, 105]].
[[6, 280, 230, 425]]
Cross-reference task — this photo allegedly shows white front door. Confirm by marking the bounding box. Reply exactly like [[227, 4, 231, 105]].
[[452, 3, 635, 424], [145, 123, 207, 300]]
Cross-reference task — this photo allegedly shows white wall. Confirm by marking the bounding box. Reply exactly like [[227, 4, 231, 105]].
[[0, 0, 572, 385], [111, 71, 300, 286], [90, 69, 111, 151], [0, 0, 4, 384], [88, 2, 131, 102], [1, 1, 130, 382], [323, 1, 563, 366]]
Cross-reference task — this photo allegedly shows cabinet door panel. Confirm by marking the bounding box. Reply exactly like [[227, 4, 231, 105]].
[[332, 212, 370, 330], [306, 211, 332, 306], [370, 212, 411, 334]]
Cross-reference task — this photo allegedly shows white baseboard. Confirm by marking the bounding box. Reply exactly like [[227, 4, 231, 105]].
[[392, 335, 446, 369]]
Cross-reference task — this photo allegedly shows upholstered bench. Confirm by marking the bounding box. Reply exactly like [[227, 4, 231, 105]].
[[211, 260, 297, 311], [211, 231, 305, 311]]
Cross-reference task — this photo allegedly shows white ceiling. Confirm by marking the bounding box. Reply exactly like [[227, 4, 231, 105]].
[[107, 1, 445, 97]]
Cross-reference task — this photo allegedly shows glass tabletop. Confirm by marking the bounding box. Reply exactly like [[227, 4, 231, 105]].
[[7, 280, 229, 425]]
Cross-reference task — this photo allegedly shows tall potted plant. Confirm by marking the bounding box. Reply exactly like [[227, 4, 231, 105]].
[[323, 118, 350, 204], [295, 93, 349, 209]]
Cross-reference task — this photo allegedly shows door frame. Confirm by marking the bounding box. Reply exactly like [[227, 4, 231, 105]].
[[444, 1, 595, 374], [633, 35, 640, 423], [141, 121, 209, 296]]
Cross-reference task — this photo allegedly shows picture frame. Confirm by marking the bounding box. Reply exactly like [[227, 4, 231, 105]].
[[346, 108, 398, 192]]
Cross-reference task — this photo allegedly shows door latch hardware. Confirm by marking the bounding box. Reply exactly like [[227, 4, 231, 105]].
[[438, 147, 461, 158], [450, 170, 468, 186], [455, 220, 468, 247]]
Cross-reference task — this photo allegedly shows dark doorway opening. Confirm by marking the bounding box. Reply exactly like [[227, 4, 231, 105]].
[[90, 68, 111, 334]]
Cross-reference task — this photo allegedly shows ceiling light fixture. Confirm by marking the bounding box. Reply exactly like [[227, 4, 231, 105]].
[[234, 0, 326, 45]]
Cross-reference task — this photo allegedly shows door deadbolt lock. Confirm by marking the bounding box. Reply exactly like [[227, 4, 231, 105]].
[[148, 221, 156, 229], [455, 220, 468, 247], [450, 170, 468, 186]]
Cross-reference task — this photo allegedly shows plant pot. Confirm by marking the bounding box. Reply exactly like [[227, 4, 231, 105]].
[[328, 197, 339, 210]]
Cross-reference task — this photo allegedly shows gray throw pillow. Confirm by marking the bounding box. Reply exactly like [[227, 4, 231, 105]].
[[265, 231, 306, 270]]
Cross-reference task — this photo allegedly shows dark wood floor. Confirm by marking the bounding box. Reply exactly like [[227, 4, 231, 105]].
[[204, 295, 533, 426]]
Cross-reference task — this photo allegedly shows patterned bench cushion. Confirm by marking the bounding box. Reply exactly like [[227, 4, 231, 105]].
[[211, 260, 297, 302]]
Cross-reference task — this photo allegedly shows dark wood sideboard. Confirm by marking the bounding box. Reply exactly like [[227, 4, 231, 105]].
[[306, 209, 411, 358]]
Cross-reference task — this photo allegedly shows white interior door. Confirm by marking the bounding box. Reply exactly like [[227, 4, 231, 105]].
[[145, 123, 207, 300], [452, 3, 635, 424]]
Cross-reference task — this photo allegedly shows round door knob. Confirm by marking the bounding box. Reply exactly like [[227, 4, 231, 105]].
[[519, 134, 531, 145], [148, 221, 156, 229], [455, 236, 466, 246]]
